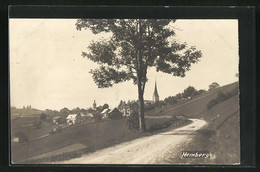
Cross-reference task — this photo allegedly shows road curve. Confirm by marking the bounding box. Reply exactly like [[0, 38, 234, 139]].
[[60, 119, 207, 164]]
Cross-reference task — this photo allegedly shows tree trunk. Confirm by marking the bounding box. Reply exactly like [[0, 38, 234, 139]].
[[136, 19, 146, 132], [138, 84, 146, 132]]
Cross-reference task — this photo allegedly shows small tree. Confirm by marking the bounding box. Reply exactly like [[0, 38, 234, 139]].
[[72, 107, 81, 114], [175, 93, 183, 101], [197, 89, 206, 95], [40, 113, 47, 121], [76, 19, 202, 132], [60, 107, 71, 115], [208, 82, 220, 91], [182, 86, 197, 99]]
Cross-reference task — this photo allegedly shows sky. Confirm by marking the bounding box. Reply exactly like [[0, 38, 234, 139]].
[[9, 19, 239, 111]]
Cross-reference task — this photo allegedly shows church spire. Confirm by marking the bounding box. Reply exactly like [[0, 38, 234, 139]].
[[93, 100, 97, 110], [153, 80, 159, 102]]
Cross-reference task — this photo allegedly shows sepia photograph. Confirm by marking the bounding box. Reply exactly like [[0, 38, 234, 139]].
[[9, 18, 240, 165]]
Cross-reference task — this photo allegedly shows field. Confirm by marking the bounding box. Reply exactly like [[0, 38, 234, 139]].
[[12, 116, 187, 163], [11, 81, 239, 164]]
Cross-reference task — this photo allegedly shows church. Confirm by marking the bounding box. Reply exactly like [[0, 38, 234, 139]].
[[152, 81, 159, 102], [144, 80, 160, 105]]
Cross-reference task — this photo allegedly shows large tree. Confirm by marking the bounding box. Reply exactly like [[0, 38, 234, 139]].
[[76, 19, 202, 132]]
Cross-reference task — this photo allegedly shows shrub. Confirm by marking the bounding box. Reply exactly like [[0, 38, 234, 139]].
[[207, 89, 238, 109], [147, 116, 183, 132], [216, 92, 229, 102], [40, 113, 47, 121], [207, 92, 228, 109]]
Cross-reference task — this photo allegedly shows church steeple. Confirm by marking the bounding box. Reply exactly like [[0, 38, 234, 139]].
[[93, 100, 97, 110], [153, 80, 159, 102]]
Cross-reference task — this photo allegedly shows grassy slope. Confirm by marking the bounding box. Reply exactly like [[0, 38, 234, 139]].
[[161, 82, 240, 164], [147, 82, 238, 118], [11, 117, 176, 163], [166, 95, 240, 165]]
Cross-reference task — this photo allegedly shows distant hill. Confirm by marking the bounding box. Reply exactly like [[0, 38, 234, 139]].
[[11, 108, 44, 118]]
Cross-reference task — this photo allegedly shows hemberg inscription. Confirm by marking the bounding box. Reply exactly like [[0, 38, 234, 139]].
[[181, 151, 210, 159]]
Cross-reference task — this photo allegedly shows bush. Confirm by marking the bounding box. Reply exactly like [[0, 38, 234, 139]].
[[207, 89, 238, 109], [147, 116, 184, 132], [207, 92, 228, 109], [40, 113, 47, 121], [216, 92, 229, 102]]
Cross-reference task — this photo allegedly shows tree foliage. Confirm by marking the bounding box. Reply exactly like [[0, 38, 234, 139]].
[[208, 82, 220, 91], [76, 19, 202, 131], [102, 103, 109, 110], [40, 113, 47, 121], [182, 86, 197, 99]]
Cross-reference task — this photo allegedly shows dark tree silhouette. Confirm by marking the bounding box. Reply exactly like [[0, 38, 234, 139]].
[[209, 82, 220, 91], [102, 103, 109, 110], [182, 86, 197, 99], [40, 113, 47, 121], [76, 19, 202, 132]]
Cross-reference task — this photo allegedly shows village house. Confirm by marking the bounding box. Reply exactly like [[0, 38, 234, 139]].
[[52, 116, 61, 124], [86, 112, 94, 118], [66, 114, 81, 125], [79, 112, 94, 121], [108, 108, 123, 120], [100, 108, 110, 119]]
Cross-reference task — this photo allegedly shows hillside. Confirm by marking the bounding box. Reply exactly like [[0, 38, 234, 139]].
[[11, 81, 239, 164], [11, 116, 181, 163], [152, 81, 240, 164], [11, 108, 44, 118], [166, 94, 240, 164], [147, 81, 239, 118]]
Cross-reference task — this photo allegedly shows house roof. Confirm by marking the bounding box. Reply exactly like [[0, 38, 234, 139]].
[[66, 114, 78, 119], [53, 116, 61, 120], [109, 108, 119, 113], [80, 112, 86, 116], [101, 108, 110, 114]]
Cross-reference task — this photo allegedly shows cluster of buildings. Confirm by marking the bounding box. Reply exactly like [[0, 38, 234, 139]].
[[51, 81, 160, 126]]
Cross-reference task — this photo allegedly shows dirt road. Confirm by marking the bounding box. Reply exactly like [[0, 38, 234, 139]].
[[61, 119, 206, 164]]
